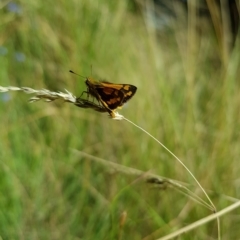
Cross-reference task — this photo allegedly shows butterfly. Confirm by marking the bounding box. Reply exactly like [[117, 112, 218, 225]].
[[70, 70, 137, 117]]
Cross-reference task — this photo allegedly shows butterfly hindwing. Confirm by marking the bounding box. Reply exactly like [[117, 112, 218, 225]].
[[94, 86, 125, 110]]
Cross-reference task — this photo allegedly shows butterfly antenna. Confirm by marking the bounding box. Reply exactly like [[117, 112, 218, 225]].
[[69, 70, 86, 79]]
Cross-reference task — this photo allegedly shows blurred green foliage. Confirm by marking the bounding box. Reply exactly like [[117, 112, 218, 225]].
[[0, 0, 240, 239]]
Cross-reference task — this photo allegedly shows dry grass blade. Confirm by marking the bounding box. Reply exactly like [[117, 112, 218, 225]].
[[72, 149, 212, 210], [0, 85, 124, 120], [155, 200, 240, 240], [0, 86, 76, 103]]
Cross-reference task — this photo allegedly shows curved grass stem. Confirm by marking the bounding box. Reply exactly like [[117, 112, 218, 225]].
[[123, 116, 221, 240]]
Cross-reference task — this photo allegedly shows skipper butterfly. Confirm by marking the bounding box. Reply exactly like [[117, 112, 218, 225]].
[[70, 70, 137, 117]]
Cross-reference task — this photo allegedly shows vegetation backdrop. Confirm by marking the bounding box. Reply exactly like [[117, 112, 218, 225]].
[[1, 1, 240, 239]]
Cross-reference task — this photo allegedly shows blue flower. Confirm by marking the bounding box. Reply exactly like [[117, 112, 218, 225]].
[[14, 52, 26, 62], [7, 2, 22, 14], [0, 93, 11, 102], [0, 46, 8, 56]]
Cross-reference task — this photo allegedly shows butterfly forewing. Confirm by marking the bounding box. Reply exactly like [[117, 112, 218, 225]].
[[95, 82, 137, 108], [118, 84, 137, 106], [94, 86, 125, 110]]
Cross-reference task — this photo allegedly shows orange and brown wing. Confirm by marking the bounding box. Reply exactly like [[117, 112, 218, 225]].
[[85, 79, 137, 111], [94, 86, 125, 110], [100, 82, 137, 107], [119, 85, 137, 106]]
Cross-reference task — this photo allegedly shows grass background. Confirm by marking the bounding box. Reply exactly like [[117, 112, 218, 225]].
[[1, 0, 240, 239]]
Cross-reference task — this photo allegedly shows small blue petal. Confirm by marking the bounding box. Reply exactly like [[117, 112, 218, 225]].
[[0, 46, 8, 56], [1, 93, 11, 102], [7, 2, 22, 14], [14, 52, 26, 62]]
